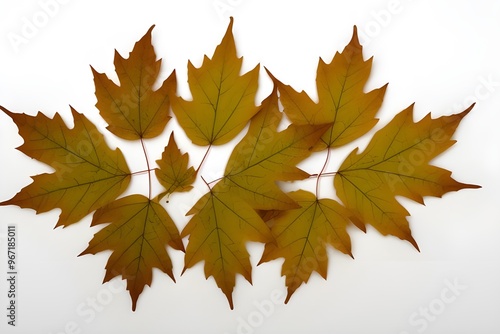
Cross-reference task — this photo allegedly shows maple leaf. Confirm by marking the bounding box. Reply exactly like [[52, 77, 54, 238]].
[[181, 183, 273, 309], [0, 106, 131, 227], [92, 25, 176, 140], [335, 104, 480, 248], [80, 195, 184, 311], [171, 17, 260, 146], [273, 26, 387, 150], [155, 132, 196, 199], [223, 82, 329, 210], [259, 190, 353, 303]]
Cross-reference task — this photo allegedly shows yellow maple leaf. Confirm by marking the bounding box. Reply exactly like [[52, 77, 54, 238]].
[[0, 106, 131, 227], [80, 195, 184, 311], [92, 25, 176, 140], [181, 183, 273, 309], [335, 104, 480, 248], [223, 83, 328, 210], [171, 17, 260, 146], [259, 190, 353, 303], [273, 26, 387, 149], [155, 132, 196, 199]]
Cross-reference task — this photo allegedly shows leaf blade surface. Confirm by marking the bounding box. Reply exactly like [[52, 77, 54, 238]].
[[0, 106, 131, 227]]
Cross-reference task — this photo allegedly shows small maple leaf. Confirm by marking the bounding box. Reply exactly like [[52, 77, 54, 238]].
[[273, 26, 387, 149], [259, 190, 353, 303], [92, 25, 176, 140], [335, 104, 480, 248], [171, 17, 260, 146], [181, 183, 273, 309], [0, 106, 131, 227], [155, 132, 197, 199], [80, 195, 184, 311]]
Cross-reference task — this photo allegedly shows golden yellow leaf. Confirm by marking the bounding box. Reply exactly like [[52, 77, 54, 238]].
[[259, 190, 352, 303], [92, 25, 175, 140], [273, 26, 387, 149], [80, 195, 184, 311], [0, 106, 130, 227], [335, 104, 480, 248], [181, 183, 273, 309], [155, 132, 196, 199], [223, 84, 328, 210], [171, 17, 260, 145]]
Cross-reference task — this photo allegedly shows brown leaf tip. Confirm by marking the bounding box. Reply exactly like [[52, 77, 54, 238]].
[[349, 25, 362, 49], [141, 24, 155, 44]]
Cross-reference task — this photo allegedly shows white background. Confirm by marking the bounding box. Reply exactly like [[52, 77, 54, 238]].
[[0, 0, 499, 333]]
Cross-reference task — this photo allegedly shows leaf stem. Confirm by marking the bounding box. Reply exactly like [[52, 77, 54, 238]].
[[131, 169, 151, 176], [140, 138, 153, 200], [200, 175, 212, 192], [315, 148, 331, 198], [309, 171, 337, 179], [208, 176, 223, 186], [197, 145, 212, 173]]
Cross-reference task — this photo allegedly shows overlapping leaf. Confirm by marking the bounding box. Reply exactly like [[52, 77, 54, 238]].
[[223, 83, 328, 210], [0, 106, 131, 227], [171, 17, 260, 146], [80, 195, 184, 310], [181, 183, 273, 309], [273, 26, 387, 150], [92, 25, 175, 140], [335, 104, 480, 248], [259, 190, 352, 303]]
